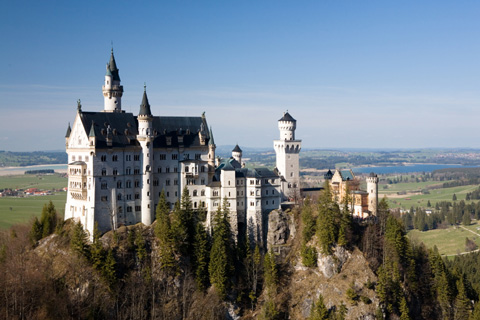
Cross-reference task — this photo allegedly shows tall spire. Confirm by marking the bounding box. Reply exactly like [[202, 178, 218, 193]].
[[65, 122, 71, 138], [109, 48, 120, 81], [208, 126, 215, 145], [138, 84, 152, 117]]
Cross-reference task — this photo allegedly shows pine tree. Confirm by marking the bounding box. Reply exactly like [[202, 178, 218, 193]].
[[70, 221, 89, 258], [455, 276, 472, 320], [263, 250, 278, 295], [102, 249, 117, 289], [309, 294, 329, 320], [90, 222, 105, 270], [30, 217, 43, 243], [193, 222, 210, 291], [302, 197, 316, 243], [155, 191, 176, 274], [317, 181, 338, 254], [135, 229, 147, 264], [40, 201, 57, 238], [209, 200, 233, 298], [171, 200, 188, 253], [399, 296, 410, 320], [463, 212, 471, 226], [180, 186, 195, 252]]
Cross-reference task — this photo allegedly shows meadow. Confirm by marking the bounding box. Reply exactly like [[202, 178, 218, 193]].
[[0, 174, 67, 229], [408, 220, 480, 256]]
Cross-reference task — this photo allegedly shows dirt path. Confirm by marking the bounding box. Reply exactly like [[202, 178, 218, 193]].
[[459, 225, 480, 237], [443, 225, 480, 257]]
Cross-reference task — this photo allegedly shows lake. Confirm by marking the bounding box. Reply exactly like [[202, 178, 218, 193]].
[[353, 164, 478, 175]]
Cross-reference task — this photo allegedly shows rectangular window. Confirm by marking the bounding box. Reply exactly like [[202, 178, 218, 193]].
[[172, 154, 178, 160], [195, 154, 201, 160], [134, 155, 140, 161], [159, 154, 166, 160]]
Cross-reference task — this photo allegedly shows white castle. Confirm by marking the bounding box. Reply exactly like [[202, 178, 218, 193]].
[[64, 50, 301, 245]]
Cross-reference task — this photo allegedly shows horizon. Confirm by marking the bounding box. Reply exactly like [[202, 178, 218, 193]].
[[1, 2, 480, 151]]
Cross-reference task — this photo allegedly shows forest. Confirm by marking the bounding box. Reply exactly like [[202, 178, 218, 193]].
[[1, 185, 480, 319]]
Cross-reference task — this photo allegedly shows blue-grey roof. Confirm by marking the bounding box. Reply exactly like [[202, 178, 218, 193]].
[[108, 49, 120, 81], [340, 170, 354, 181], [138, 88, 152, 117], [279, 112, 296, 122], [65, 123, 71, 138], [232, 144, 242, 152]]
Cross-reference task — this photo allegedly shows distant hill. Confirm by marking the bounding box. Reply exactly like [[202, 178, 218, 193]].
[[0, 151, 67, 167]]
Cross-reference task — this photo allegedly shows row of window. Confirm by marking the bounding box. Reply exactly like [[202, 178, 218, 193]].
[[71, 155, 89, 162], [98, 153, 203, 162]]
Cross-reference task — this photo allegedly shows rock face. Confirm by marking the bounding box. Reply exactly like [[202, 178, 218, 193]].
[[267, 210, 292, 258], [317, 245, 351, 278], [289, 248, 379, 320]]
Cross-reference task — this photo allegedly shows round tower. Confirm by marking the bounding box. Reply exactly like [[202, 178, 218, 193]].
[[137, 86, 154, 225], [102, 49, 124, 112], [366, 172, 379, 216], [232, 144, 242, 166]]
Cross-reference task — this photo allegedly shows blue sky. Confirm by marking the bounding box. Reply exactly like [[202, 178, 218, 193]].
[[1, 1, 480, 151]]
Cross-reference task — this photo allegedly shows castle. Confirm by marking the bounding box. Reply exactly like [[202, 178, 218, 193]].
[[324, 169, 378, 218], [64, 50, 301, 245]]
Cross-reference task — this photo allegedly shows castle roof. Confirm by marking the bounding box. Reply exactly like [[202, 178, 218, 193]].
[[76, 111, 207, 149], [339, 170, 354, 181], [232, 144, 242, 153], [138, 87, 152, 117], [108, 49, 120, 81], [208, 127, 215, 146], [65, 123, 71, 138], [279, 111, 296, 122]]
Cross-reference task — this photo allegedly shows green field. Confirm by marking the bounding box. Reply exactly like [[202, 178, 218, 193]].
[[0, 174, 67, 229], [0, 174, 67, 190], [379, 175, 480, 210], [408, 221, 480, 256]]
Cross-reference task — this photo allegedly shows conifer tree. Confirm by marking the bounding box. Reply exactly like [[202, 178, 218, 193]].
[[171, 200, 188, 253], [302, 197, 316, 243], [455, 276, 472, 320], [193, 222, 210, 291], [180, 186, 195, 252], [135, 229, 147, 264], [316, 181, 339, 254], [30, 217, 43, 243], [209, 200, 234, 298], [155, 191, 176, 274], [90, 222, 105, 270], [70, 221, 89, 258], [40, 201, 57, 238], [399, 296, 410, 320], [102, 249, 117, 289], [309, 294, 329, 320]]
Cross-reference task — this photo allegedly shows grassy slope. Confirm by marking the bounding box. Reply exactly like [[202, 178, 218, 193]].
[[379, 176, 479, 209], [0, 174, 67, 229], [408, 221, 480, 256]]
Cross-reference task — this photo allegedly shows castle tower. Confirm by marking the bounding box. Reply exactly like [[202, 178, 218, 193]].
[[137, 86, 154, 225], [102, 49, 124, 112], [366, 172, 379, 216], [274, 111, 301, 200], [232, 144, 242, 166]]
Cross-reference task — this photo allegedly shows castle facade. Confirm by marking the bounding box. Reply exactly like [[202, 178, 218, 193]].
[[64, 50, 301, 245]]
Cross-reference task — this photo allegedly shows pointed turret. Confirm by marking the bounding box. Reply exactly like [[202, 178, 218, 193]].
[[208, 126, 216, 168], [208, 127, 215, 146], [102, 49, 123, 112], [65, 123, 71, 138], [109, 48, 120, 81], [138, 85, 152, 117], [232, 144, 242, 166], [89, 121, 96, 137]]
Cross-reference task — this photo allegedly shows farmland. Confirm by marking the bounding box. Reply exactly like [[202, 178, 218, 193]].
[[0, 174, 67, 229]]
